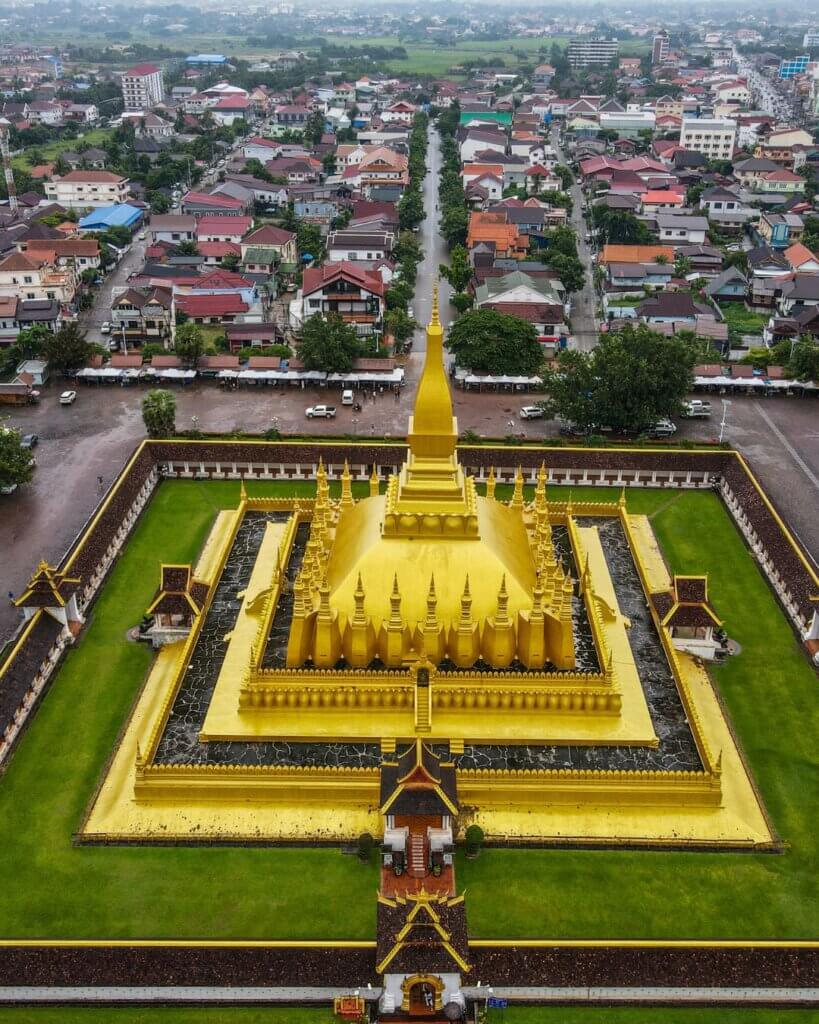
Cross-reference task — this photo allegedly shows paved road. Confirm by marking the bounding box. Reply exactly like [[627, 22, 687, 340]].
[[406, 123, 455, 371], [80, 235, 148, 344], [551, 134, 598, 352]]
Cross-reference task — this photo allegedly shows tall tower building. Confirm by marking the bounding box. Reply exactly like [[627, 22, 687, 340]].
[[652, 29, 670, 66]]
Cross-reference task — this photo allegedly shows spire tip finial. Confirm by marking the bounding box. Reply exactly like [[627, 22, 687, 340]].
[[430, 283, 440, 327]]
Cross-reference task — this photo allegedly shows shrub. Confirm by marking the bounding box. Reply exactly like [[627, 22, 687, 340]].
[[465, 824, 484, 857], [357, 832, 374, 862]]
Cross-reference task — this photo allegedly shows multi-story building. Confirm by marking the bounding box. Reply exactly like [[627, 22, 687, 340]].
[[567, 38, 618, 69], [121, 63, 164, 112], [0, 251, 78, 305], [300, 261, 384, 337], [652, 30, 670, 66], [779, 56, 809, 80], [110, 287, 175, 347], [803, 32, 819, 47], [679, 118, 736, 161], [44, 171, 130, 209]]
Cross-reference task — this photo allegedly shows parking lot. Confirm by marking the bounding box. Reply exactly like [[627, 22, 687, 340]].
[[1, 381, 817, 645]]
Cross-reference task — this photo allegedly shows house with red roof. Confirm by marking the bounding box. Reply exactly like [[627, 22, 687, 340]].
[[195, 216, 253, 243], [175, 293, 249, 324], [181, 191, 250, 217], [754, 169, 805, 195], [300, 261, 384, 337], [212, 94, 253, 126]]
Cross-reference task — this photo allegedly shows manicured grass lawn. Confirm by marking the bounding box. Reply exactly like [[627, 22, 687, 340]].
[[0, 1008, 810, 1024], [0, 481, 815, 940], [0, 1011, 331, 1024], [460, 487, 819, 939], [489, 1011, 819, 1024]]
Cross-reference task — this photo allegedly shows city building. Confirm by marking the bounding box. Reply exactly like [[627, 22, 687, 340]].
[[567, 38, 619, 68], [679, 118, 736, 160], [44, 171, 130, 210], [120, 63, 164, 112], [300, 260, 384, 337], [652, 29, 670, 66], [779, 56, 809, 79]]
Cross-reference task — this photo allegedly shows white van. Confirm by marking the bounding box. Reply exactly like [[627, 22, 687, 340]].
[[341, 389, 355, 406]]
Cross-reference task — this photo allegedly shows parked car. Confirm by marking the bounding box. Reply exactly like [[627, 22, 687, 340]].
[[646, 418, 677, 439], [681, 399, 712, 418], [559, 422, 590, 437], [341, 389, 355, 406], [305, 405, 336, 418], [20, 433, 38, 449], [137, 231, 146, 241], [59, 390, 77, 405], [519, 405, 544, 420], [100, 321, 111, 334]]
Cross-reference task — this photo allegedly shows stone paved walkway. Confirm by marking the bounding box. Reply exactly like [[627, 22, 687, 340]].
[[0, 985, 815, 1005]]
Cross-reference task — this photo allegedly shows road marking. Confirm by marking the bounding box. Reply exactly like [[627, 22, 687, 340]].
[[754, 402, 819, 492]]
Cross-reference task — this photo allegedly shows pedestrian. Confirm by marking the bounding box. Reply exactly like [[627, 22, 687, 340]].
[[7, 592, 13, 604]]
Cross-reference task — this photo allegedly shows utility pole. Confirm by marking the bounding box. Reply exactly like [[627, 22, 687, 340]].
[[0, 118, 19, 216]]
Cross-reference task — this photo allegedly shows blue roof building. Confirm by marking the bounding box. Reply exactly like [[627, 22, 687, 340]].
[[186, 54, 228, 65], [78, 205, 143, 232]]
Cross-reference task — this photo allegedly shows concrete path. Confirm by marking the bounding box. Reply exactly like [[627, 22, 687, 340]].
[[0, 985, 815, 1005]]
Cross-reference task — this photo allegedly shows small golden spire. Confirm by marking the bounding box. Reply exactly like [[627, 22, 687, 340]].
[[511, 466, 524, 509], [495, 574, 510, 625], [486, 466, 496, 500], [369, 466, 379, 496], [534, 462, 547, 511], [389, 573, 403, 627], [459, 575, 473, 624], [239, 478, 248, 503], [618, 486, 627, 510], [425, 574, 438, 624], [340, 459, 354, 508], [317, 573, 332, 621], [431, 281, 440, 326], [352, 572, 367, 626]]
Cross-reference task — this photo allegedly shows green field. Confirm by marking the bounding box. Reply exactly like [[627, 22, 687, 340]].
[[12, 128, 114, 172], [0, 479, 815, 940], [19, 32, 648, 76], [0, 1009, 813, 1024]]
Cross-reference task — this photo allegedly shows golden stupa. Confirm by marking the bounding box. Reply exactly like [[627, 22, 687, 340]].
[[286, 288, 575, 671]]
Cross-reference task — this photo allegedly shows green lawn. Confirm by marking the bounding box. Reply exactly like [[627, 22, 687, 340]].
[[718, 303, 768, 344], [0, 1011, 330, 1024], [0, 481, 815, 940], [0, 1011, 813, 1024], [13, 128, 114, 171]]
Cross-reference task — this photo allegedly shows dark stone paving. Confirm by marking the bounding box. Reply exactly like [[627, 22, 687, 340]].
[[153, 512, 701, 774]]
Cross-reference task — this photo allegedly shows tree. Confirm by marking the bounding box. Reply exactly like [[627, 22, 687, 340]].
[[451, 291, 473, 314], [547, 252, 585, 294], [142, 389, 176, 438], [44, 323, 92, 374], [147, 190, 171, 213], [445, 309, 544, 376], [174, 240, 200, 256], [0, 426, 35, 491], [221, 252, 241, 271], [439, 244, 472, 293], [543, 324, 697, 433], [296, 222, 323, 262], [789, 337, 819, 381], [302, 108, 326, 147], [398, 187, 424, 231], [296, 314, 361, 373], [174, 322, 205, 367], [384, 308, 417, 352], [553, 164, 573, 190], [593, 208, 653, 245]]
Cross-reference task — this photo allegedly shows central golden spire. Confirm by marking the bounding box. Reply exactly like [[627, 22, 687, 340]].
[[385, 285, 475, 525], [407, 283, 457, 457]]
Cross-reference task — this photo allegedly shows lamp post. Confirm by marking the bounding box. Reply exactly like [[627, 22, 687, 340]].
[[352, 417, 359, 436], [718, 398, 731, 444], [191, 414, 199, 435]]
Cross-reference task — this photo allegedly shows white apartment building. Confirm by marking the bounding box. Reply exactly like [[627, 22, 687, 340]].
[[679, 118, 736, 160], [121, 63, 164, 112], [44, 171, 130, 209], [567, 38, 619, 68]]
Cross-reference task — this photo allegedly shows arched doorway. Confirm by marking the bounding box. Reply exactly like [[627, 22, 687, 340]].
[[401, 973, 445, 1015]]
